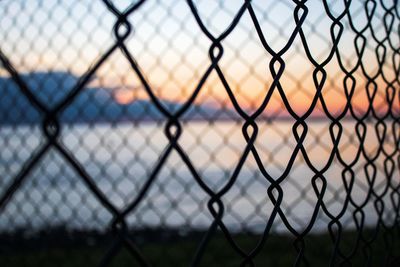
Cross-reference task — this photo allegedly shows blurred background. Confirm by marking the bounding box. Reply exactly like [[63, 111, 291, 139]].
[[0, 0, 399, 266]]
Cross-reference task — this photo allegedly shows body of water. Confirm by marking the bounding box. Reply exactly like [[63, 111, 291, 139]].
[[0, 120, 398, 234]]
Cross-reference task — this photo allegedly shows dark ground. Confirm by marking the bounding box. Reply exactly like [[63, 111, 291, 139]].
[[1, 226, 400, 266]]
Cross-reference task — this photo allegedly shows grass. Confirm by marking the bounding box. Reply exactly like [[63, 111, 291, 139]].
[[1, 228, 400, 266]]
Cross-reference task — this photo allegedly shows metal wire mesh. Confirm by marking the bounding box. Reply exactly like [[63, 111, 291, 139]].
[[0, 0, 399, 266]]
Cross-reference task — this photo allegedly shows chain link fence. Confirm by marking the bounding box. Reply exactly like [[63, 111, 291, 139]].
[[0, 0, 399, 266]]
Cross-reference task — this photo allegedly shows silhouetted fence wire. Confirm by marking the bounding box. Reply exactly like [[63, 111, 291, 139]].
[[0, 0, 399, 266]]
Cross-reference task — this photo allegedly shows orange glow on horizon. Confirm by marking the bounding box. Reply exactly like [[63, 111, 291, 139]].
[[91, 68, 395, 118], [113, 88, 136, 105]]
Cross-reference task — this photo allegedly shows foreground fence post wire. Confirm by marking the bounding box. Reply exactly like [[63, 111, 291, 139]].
[[0, 0, 399, 266]]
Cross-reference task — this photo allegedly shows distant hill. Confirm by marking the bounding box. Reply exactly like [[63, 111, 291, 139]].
[[0, 71, 238, 124]]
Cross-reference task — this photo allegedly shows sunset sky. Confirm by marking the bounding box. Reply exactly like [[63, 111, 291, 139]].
[[0, 0, 398, 117]]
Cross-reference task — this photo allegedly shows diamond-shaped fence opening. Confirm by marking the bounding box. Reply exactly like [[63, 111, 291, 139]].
[[0, 0, 399, 266]]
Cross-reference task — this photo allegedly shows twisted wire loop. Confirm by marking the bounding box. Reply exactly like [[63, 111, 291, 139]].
[[0, 0, 399, 266]]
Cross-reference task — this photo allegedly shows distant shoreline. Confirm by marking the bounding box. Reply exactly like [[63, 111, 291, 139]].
[[0, 116, 392, 127]]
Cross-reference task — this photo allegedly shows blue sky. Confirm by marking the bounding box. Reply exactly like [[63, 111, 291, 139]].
[[0, 0, 397, 114]]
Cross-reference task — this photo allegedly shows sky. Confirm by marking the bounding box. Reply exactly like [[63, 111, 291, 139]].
[[0, 0, 398, 117]]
